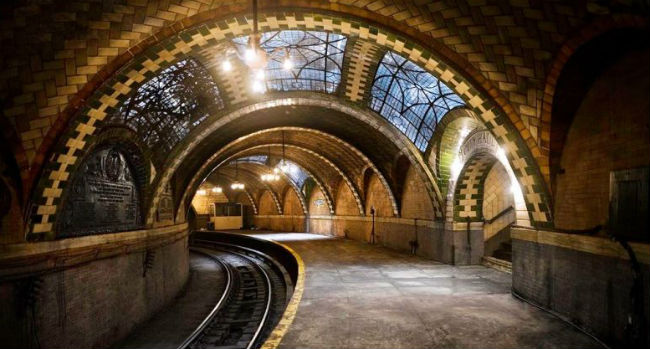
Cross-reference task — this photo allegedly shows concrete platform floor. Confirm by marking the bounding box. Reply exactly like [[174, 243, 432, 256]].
[[245, 231, 603, 349], [114, 252, 226, 349]]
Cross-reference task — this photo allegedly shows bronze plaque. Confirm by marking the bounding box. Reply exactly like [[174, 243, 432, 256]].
[[58, 147, 141, 237], [157, 183, 174, 221]]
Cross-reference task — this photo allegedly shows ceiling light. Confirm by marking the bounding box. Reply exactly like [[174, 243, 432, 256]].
[[222, 60, 232, 72], [197, 189, 207, 196], [212, 186, 222, 193], [254, 69, 265, 80], [251, 79, 265, 93], [283, 57, 294, 70]]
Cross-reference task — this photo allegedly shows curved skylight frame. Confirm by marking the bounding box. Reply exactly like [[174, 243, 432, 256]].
[[106, 58, 224, 162], [233, 155, 268, 164], [369, 52, 465, 151], [280, 160, 310, 189], [233, 30, 347, 93]]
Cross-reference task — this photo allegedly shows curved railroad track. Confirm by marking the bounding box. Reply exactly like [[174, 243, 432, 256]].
[[178, 240, 289, 349]]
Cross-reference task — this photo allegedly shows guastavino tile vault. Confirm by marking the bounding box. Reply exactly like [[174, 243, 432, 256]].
[[0, 1, 648, 348]]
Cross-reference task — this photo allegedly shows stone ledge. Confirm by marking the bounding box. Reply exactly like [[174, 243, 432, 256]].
[[482, 256, 512, 274], [511, 226, 649, 265], [0, 223, 188, 280]]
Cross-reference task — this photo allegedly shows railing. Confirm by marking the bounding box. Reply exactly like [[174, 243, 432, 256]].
[[484, 206, 515, 224]]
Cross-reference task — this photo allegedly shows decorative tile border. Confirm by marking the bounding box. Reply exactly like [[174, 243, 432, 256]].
[[174, 130, 385, 222], [29, 11, 552, 238], [453, 152, 497, 221]]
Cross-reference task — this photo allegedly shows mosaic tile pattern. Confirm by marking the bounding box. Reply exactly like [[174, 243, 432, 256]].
[[453, 152, 497, 221], [29, 12, 553, 237]]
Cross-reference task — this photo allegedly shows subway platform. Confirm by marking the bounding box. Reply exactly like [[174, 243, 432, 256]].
[[243, 231, 601, 349]]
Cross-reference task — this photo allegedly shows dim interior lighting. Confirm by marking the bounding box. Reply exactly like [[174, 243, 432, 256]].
[[278, 161, 290, 173], [261, 173, 280, 182], [212, 186, 222, 193], [197, 189, 207, 196], [231, 159, 244, 190], [217, 0, 308, 94], [261, 146, 279, 181], [222, 60, 232, 72]]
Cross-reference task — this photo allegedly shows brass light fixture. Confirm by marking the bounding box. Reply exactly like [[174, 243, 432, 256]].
[[231, 160, 245, 190], [261, 145, 280, 182], [220, 0, 294, 93]]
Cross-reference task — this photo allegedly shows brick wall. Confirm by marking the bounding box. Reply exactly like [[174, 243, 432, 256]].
[[364, 173, 393, 217], [554, 48, 650, 232], [400, 165, 436, 220], [308, 186, 333, 235], [482, 162, 515, 240], [335, 181, 360, 216], [512, 227, 650, 348], [0, 229, 189, 348], [258, 191, 278, 215]]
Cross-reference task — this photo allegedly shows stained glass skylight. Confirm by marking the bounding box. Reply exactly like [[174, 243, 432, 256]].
[[106, 58, 223, 163], [280, 160, 310, 188], [233, 30, 347, 93], [370, 52, 465, 151], [231, 155, 268, 164]]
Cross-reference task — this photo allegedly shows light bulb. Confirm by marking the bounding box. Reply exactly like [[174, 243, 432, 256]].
[[222, 60, 232, 72], [244, 48, 256, 63], [254, 69, 265, 80], [197, 189, 206, 196], [283, 58, 294, 70], [251, 79, 264, 93], [212, 186, 222, 193], [273, 167, 280, 174]]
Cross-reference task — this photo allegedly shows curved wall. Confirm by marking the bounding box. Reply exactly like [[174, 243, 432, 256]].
[[0, 224, 189, 348]]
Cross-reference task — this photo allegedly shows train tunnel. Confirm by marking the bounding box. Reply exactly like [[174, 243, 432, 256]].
[[0, 1, 648, 348]]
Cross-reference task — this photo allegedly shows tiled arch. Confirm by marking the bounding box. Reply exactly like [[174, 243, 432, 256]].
[[176, 138, 377, 221], [453, 152, 498, 222], [28, 11, 553, 237]]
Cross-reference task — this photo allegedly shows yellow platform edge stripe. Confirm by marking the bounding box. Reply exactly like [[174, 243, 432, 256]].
[[261, 242, 306, 349]]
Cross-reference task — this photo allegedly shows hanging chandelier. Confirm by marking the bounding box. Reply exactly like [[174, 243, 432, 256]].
[[261, 145, 280, 182], [231, 160, 245, 190], [220, 0, 294, 93], [212, 172, 223, 193], [277, 130, 290, 173]]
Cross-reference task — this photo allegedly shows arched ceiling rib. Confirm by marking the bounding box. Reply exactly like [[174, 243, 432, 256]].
[[179, 139, 372, 219], [215, 166, 284, 215]]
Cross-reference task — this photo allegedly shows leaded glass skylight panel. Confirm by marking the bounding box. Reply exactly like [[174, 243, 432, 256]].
[[370, 52, 465, 151], [281, 160, 310, 188], [106, 58, 223, 161], [232, 155, 268, 164], [233, 31, 347, 93]]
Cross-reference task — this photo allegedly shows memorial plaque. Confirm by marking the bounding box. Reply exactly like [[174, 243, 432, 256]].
[[157, 184, 174, 221], [58, 147, 142, 237]]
